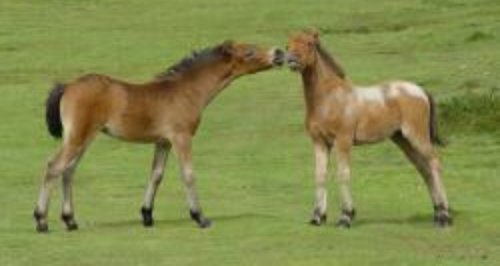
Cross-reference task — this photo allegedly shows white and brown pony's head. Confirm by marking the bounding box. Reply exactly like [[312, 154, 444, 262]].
[[286, 29, 346, 79], [286, 29, 320, 71]]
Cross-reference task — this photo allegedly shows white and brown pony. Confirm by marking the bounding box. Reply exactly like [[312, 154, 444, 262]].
[[34, 41, 284, 232], [286, 30, 451, 228]]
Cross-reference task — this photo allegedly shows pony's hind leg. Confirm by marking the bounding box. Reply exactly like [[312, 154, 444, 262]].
[[392, 132, 451, 227], [141, 141, 171, 227], [333, 137, 355, 228], [34, 142, 86, 232], [310, 142, 330, 226], [60, 151, 85, 231], [171, 134, 211, 228], [34, 112, 97, 232]]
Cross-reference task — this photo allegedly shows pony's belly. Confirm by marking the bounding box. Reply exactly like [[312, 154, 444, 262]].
[[102, 123, 162, 143], [354, 116, 399, 144], [353, 133, 391, 145]]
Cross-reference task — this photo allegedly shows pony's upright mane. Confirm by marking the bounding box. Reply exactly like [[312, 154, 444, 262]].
[[315, 43, 347, 79], [156, 44, 227, 81]]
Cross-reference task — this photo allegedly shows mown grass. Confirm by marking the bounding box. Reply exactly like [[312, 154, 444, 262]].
[[0, 0, 499, 265]]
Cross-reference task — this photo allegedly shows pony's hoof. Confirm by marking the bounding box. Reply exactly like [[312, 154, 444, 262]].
[[198, 218, 212, 229], [190, 210, 211, 229], [36, 223, 49, 233], [61, 213, 78, 231], [34, 209, 48, 233], [63, 218, 79, 231], [66, 222, 79, 231], [141, 207, 154, 227], [434, 213, 453, 228], [335, 208, 355, 228], [335, 218, 352, 229], [309, 214, 327, 226]]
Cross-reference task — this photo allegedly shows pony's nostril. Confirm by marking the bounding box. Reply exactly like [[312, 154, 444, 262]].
[[274, 48, 285, 58], [273, 57, 284, 66], [272, 49, 285, 66]]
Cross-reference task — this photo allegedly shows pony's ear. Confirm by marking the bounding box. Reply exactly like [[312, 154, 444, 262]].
[[302, 27, 319, 45], [309, 28, 319, 43], [218, 40, 234, 55]]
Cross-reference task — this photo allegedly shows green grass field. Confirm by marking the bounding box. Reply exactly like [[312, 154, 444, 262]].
[[1, 0, 499, 265]]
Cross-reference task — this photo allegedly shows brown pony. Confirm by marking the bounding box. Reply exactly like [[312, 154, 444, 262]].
[[34, 41, 284, 232], [286, 30, 451, 228]]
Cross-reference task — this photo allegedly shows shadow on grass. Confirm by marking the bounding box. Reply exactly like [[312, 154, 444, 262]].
[[355, 209, 462, 227], [96, 212, 277, 229], [356, 213, 431, 226]]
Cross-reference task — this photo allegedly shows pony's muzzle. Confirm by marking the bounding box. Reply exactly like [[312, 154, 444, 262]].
[[271, 48, 285, 66], [286, 54, 302, 71]]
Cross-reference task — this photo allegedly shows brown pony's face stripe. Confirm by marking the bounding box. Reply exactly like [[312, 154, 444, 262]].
[[226, 42, 282, 74]]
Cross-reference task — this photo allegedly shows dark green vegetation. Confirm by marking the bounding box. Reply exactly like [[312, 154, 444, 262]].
[[1, 0, 499, 265]]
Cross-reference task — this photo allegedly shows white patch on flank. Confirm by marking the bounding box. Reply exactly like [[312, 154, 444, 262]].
[[388, 86, 401, 98], [354, 86, 385, 104], [398, 82, 428, 102]]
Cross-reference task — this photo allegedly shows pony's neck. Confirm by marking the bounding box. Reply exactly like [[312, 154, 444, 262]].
[[196, 61, 237, 107], [301, 49, 350, 114], [161, 60, 236, 108]]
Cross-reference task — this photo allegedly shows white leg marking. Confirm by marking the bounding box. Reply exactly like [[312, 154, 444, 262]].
[[334, 140, 353, 212], [142, 142, 171, 210], [314, 143, 329, 215], [172, 136, 202, 213]]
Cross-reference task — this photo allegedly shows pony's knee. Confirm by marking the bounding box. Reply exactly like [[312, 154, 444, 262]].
[[152, 169, 164, 183], [336, 167, 351, 183], [429, 157, 441, 169], [182, 170, 196, 187], [46, 160, 67, 178]]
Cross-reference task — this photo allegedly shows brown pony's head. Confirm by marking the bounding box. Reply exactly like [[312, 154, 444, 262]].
[[286, 29, 320, 71], [218, 41, 284, 75]]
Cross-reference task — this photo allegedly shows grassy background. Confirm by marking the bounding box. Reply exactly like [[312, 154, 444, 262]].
[[1, 0, 499, 265]]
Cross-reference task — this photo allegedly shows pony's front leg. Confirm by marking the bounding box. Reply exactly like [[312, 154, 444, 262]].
[[141, 141, 171, 227], [310, 142, 330, 225], [334, 137, 355, 228], [172, 135, 211, 228]]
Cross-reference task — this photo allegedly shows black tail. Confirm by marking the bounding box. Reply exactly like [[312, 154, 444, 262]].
[[425, 91, 446, 146], [45, 83, 65, 138]]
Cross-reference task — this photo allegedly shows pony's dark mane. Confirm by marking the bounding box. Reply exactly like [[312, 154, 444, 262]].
[[156, 44, 226, 80], [315, 43, 347, 79]]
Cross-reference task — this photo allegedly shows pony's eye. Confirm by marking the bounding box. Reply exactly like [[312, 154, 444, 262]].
[[244, 49, 256, 58]]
